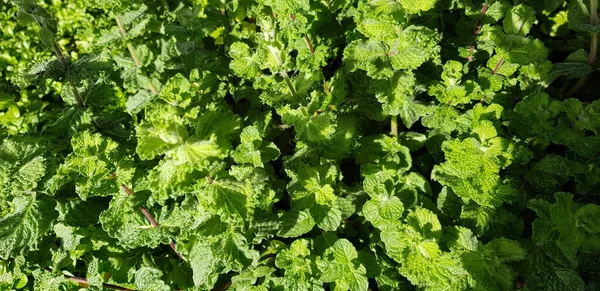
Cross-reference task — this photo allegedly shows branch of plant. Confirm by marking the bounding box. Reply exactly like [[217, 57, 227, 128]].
[[213, 282, 232, 291], [221, 9, 232, 34], [590, 33, 598, 65], [120, 183, 184, 260], [565, 76, 588, 98], [281, 71, 297, 96], [467, 3, 488, 63], [290, 13, 315, 54], [45, 268, 134, 291], [67, 276, 135, 291], [492, 57, 504, 75], [53, 43, 68, 67], [589, 0, 598, 65], [53, 43, 85, 107], [323, 80, 330, 95], [115, 16, 158, 95], [566, 0, 598, 98], [391, 115, 398, 137]]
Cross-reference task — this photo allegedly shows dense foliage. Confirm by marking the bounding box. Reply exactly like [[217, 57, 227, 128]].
[[1, 0, 600, 290]]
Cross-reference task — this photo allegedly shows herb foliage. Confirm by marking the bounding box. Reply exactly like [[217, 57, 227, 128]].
[[1, 0, 600, 290]]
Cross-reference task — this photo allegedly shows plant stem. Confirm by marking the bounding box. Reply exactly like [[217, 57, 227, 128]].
[[115, 16, 158, 96], [120, 184, 159, 226], [467, 3, 488, 63], [147, 82, 159, 95], [70, 85, 85, 107], [265, 45, 296, 96], [590, 33, 598, 65], [566, 0, 597, 97], [591, 0, 598, 24], [289, 13, 315, 54], [115, 16, 142, 68], [323, 80, 330, 95], [66, 276, 134, 291], [391, 115, 398, 137], [566, 76, 588, 98], [45, 268, 134, 291], [221, 9, 232, 35], [303, 36, 315, 54], [120, 184, 183, 260], [590, 0, 598, 65], [281, 71, 297, 96], [53, 42, 68, 67], [53, 43, 85, 107], [213, 282, 232, 291], [492, 57, 504, 75]]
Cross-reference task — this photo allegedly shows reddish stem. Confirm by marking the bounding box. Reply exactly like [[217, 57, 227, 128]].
[[289, 13, 315, 54], [304, 35, 315, 54], [467, 3, 489, 63], [53, 42, 85, 107], [44, 269, 134, 291], [66, 276, 134, 291], [492, 57, 504, 75], [213, 282, 232, 291], [120, 183, 134, 195], [119, 184, 183, 260], [138, 206, 159, 227], [566, 76, 588, 98], [564, 0, 597, 97], [170, 241, 185, 260]]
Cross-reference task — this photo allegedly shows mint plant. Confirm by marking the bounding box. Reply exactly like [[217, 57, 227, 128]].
[[1, 0, 599, 290]]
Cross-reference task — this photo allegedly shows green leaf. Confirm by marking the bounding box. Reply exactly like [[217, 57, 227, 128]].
[[136, 104, 188, 160], [275, 239, 322, 290], [0, 137, 46, 199], [443, 226, 478, 252], [575, 204, 600, 234], [0, 195, 57, 258], [232, 126, 280, 168], [505, 39, 549, 65], [32, 269, 71, 291], [216, 230, 258, 272], [318, 239, 369, 291], [503, 4, 536, 36], [203, 180, 250, 221], [277, 210, 315, 238], [362, 198, 404, 228], [187, 240, 220, 289], [51, 131, 134, 200], [568, 0, 600, 33], [99, 194, 175, 249], [431, 134, 528, 208], [135, 267, 170, 291], [461, 239, 526, 290], [229, 42, 260, 79], [344, 27, 439, 79], [355, 135, 412, 173], [401, 0, 438, 14], [545, 62, 593, 83], [159, 74, 194, 108]]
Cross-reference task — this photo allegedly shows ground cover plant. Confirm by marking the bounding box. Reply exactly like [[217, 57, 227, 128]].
[[1, 0, 600, 290]]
